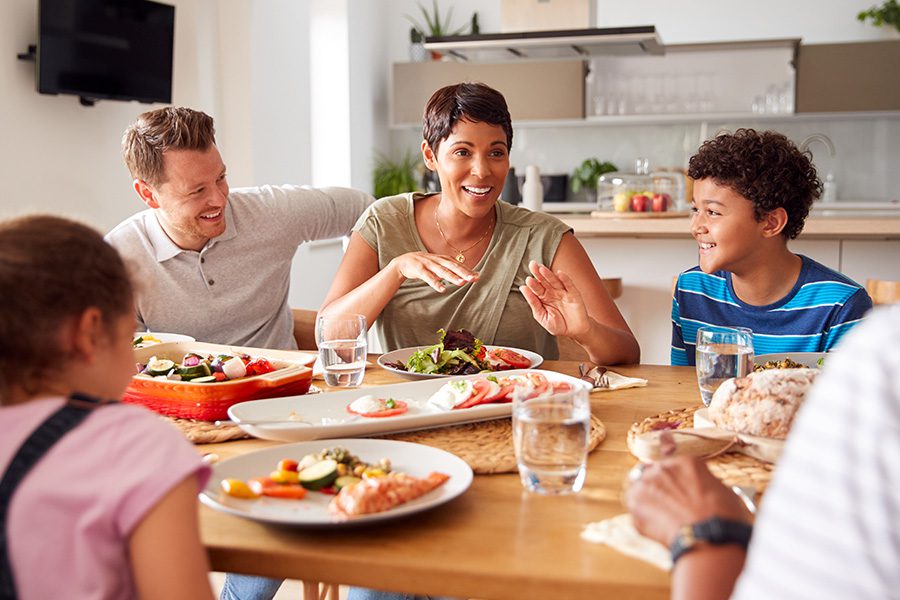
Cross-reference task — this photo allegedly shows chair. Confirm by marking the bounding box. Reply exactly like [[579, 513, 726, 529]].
[[292, 308, 318, 350], [866, 279, 900, 305]]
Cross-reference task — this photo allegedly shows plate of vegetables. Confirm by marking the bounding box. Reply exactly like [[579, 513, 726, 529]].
[[754, 352, 827, 371], [124, 341, 316, 421], [377, 329, 542, 380], [200, 439, 472, 527]]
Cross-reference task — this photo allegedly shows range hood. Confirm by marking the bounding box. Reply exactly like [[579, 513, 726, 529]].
[[424, 26, 664, 60]]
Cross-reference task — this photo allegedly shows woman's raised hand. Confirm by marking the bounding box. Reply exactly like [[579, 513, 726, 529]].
[[519, 260, 591, 337], [389, 251, 479, 293]]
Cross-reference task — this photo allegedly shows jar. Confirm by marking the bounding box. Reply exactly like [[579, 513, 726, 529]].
[[597, 158, 685, 213]]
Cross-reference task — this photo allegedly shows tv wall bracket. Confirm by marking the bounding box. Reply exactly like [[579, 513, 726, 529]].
[[17, 44, 97, 106]]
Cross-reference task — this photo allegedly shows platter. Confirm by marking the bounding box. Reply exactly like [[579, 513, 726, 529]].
[[132, 331, 195, 348], [199, 439, 473, 527], [125, 341, 317, 421], [377, 345, 542, 380], [754, 352, 827, 369], [229, 369, 588, 442]]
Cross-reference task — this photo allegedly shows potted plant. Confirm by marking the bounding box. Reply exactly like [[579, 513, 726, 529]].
[[406, 1, 472, 60], [570, 158, 618, 203], [372, 151, 420, 198], [857, 0, 900, 31]]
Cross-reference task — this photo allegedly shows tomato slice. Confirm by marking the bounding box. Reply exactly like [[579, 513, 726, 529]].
[[551, 381, 573, 393], [346, 399, 409, 418], [487, 348, 532, 369], [455, 379, 495, 409]]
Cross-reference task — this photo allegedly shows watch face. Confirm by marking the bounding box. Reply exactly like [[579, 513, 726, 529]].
[[670, 518, 753, 564]]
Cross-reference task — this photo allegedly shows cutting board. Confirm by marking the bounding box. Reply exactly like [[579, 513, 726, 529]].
[[590, 210, 692, 219]]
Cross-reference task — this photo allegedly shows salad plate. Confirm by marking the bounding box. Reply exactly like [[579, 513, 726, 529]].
[[377, 345, 543, 380], [754, 352, 827, 370], [132, 331, 195, 348], [199, 438, 473, 527], [228, 368, 586, 442]]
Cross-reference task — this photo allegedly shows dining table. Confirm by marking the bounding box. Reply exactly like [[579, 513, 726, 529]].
[[198, 361, 702, 600]]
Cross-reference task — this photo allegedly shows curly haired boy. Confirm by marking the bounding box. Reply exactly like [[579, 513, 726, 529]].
[[671, 128, 872, 366]]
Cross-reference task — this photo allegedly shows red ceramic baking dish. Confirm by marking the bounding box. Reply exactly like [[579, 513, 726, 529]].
[[123, 341, 316, 421]]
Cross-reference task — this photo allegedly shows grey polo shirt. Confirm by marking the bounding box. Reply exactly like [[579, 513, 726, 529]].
[[106, 184, 373, 350]]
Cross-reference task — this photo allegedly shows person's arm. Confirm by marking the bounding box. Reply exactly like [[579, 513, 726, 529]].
[[128, 475, 214, 600], [625, 456, 752, 600], [260, 185, 374, 242], [319, 232, 479, 327], [822, 287, 874, 351], [519, 233, 639, 365]]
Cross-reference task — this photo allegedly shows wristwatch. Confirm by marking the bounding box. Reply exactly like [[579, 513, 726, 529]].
[[669, 517, 753, 564]]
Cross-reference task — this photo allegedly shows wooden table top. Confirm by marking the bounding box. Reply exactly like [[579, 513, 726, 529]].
[[199, 362, 700, 599]]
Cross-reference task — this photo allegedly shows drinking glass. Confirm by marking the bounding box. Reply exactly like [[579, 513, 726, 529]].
[[513, 386, 591, 494], [695, 326, 754, 406], [316, 314, 367, 387]]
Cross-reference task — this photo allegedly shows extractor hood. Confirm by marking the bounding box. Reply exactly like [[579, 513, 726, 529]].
[[424, 26, 664, 60]]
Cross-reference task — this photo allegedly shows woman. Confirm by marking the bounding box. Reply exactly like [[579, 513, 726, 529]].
[[321, 82, 639, 365]]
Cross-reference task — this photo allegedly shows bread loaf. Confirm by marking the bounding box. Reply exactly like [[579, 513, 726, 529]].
[[708, 368, 818, 440]]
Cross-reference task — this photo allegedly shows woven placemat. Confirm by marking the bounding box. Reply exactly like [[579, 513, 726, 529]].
[[626, 407, 774, 494], [380, 414, 606, 474], [162, 416, 251, 444]]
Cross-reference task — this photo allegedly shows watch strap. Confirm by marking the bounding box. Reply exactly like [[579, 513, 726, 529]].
[[670, 517, 753, 564]]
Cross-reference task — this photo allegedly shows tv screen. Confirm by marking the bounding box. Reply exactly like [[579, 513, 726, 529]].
[[37, 0, 175, 105]]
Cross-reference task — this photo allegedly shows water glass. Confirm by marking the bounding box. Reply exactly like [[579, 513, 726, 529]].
[[316, 314, 367, 387], [513, 386, 591, 494], [695, 326, 754, 406]]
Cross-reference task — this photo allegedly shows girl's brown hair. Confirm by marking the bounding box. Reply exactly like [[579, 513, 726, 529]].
[[0, 215, 133, 400]]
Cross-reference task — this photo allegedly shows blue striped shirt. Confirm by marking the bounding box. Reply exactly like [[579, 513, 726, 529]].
[[671, 255, 872, 366]]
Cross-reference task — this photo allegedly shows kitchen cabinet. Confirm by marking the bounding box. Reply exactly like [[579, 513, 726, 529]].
[[796, 40, 900, 113]]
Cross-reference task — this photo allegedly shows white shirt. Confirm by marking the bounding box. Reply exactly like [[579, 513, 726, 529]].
[[733, 305, 900, 599], [106, 184, 372, 349]]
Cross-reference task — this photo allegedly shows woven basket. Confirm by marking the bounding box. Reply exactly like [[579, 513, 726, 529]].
[[381, 414, 606, 474], [627, 407, 774, 494]]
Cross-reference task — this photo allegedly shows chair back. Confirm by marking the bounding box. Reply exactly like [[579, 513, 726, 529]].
[[866, 279, 900, 305], [292, 308, 318, 350]]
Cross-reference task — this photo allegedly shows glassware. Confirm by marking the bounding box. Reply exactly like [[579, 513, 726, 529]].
[[513, 386, 591, 494], [316, 314, 367, 387], [596, 159, 685, 212], [695, 326, 754, 406]]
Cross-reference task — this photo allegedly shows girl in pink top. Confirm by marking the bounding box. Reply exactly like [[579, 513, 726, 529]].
[[0, 215, 213, 599]]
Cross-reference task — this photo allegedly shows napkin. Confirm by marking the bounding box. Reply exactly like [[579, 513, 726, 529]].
[[581, 513, 672, 571], [585, 369, 648, 392]]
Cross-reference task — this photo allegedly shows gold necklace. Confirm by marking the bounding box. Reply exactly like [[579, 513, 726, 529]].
[[434, 208, 495, 264]]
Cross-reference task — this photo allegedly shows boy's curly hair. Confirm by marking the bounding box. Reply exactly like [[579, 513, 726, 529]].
[[688, 128, 822, 239]]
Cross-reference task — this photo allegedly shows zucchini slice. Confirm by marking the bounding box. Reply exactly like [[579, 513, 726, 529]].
[[298, 459, 339, 490]]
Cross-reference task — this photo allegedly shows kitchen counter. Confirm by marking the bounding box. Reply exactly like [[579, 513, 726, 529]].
[[558, 214, 900, 240]]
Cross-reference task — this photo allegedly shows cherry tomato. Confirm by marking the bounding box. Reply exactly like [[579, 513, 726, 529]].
[[221, 478, 259, 499], [487, 348, 532, 370], [277, 459, 299, 472], [346, 398, 409, 418], [245, 357, 276, 377]]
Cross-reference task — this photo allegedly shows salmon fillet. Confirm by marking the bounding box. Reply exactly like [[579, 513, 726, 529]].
[[329, 471, 450, 519]]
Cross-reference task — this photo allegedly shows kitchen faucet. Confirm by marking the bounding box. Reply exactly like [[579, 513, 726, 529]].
[[800, 133, 837, 203]]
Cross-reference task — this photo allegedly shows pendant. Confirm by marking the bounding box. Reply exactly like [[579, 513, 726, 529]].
[[455, 253, 465, 263]]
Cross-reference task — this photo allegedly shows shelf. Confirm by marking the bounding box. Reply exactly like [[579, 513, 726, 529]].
[[423, 26, 664, 61]]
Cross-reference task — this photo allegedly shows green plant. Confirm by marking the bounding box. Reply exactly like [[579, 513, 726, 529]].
[[406, 0, 468, 38], [570, 159, 618, 194], [857, 0, 900, 31], [373, 151, 419, 198], [410, 27, 424, 44]]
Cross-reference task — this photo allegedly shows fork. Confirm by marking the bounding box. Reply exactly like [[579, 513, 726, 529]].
[[579, 363, 610, 389]]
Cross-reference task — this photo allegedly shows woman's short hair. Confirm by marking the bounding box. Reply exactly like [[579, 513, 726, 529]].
[[0, 215, 133, 398], [422, 82, 513, 153], [122, 107, 216, 186]]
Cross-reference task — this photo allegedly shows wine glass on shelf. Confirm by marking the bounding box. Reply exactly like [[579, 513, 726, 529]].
[[695, 326, 754, 406]]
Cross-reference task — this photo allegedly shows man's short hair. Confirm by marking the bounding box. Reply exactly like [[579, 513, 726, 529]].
[[122, 107, 216, 186], [422, 82, 513, 154], [688, 128, 822, 239]]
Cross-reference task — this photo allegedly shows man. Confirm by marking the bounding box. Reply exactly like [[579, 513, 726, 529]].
[[107, 106, 373, 349]]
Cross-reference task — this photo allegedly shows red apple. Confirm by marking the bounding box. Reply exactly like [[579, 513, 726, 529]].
[[651, 193, 670, 212], [630, 194, 650, 212]]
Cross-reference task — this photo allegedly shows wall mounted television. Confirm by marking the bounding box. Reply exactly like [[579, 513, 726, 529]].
[[36, 0, 175, 106]]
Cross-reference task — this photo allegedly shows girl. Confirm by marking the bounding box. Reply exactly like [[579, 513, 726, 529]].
[[0, 215, 213, 599]]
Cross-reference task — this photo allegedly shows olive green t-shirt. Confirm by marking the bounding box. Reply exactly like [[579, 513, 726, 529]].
[[353, 192, 572, 358]]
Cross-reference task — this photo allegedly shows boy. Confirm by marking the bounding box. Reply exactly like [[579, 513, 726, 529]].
[[671, 128, 872, 366]]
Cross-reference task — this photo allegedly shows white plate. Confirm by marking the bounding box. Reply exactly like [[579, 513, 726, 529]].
[[199, 438, 473, 527], [377, 345, 543, 380], [229, 369, 587, 442], [754, 352, 827, 369], [133, 331, 196, 348]]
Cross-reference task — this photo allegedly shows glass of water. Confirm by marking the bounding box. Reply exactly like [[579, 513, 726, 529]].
[[695, 326, 754, 406], [316, 313, 367, 387], [513, 386, 591, 495]]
